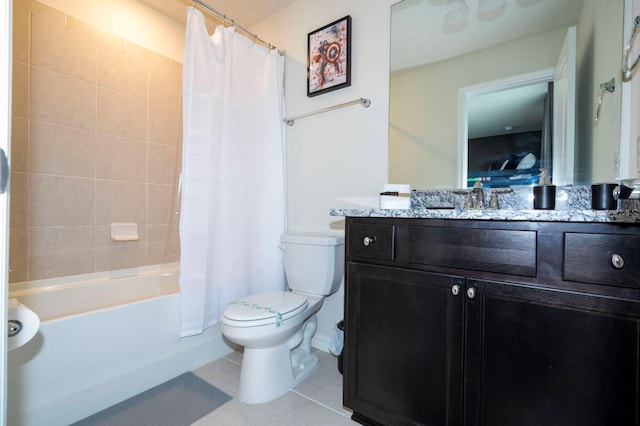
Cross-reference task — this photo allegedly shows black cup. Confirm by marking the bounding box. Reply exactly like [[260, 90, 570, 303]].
[[591, 183, 617, 210], [533, 185, 556, 210]]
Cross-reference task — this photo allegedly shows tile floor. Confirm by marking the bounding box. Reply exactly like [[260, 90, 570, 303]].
[[192, 349, 360, 425]]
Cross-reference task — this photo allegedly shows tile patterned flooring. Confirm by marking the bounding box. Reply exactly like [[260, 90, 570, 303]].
[[192, 349, 360, 425]]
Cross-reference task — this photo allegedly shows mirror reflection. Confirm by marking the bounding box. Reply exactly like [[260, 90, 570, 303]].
[[466, 79, 552, 188], [389, 0, 625, 189]]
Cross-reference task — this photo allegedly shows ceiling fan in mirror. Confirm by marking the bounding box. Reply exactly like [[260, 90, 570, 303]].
[[442, 0, 542, 30]]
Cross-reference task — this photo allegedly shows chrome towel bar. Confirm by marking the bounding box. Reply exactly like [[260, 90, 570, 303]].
[[284, 98, 371, 126]]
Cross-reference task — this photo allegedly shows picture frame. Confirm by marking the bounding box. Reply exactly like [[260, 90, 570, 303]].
[[307, 15, 351, 97]]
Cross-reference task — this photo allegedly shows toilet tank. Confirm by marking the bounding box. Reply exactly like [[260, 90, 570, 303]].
[[281, 233, 345, 296]]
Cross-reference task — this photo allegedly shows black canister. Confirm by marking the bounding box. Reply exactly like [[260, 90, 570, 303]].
[[533, 185, 556, 210], [591, 183, 618, 210]]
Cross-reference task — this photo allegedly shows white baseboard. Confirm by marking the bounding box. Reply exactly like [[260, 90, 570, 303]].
[[312, 333, 331, 353]]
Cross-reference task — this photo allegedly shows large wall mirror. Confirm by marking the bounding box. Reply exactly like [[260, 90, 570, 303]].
[[389, 0, 630, 189]]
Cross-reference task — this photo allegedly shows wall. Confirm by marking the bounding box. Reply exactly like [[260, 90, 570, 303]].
[[629, 0, 640, 178], [36, 0, 186, 62], [10, 0, 182, 282], [575, 0, 624, 183], [253, 0, 394, 228], [389, 27, 568, 189], [252, 0, 394, 346]]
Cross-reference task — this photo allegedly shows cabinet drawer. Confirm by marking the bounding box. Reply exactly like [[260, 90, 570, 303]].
[[347, 222, 395, 260], [564, 233, 640, 288], [408, 225, 537, 276]]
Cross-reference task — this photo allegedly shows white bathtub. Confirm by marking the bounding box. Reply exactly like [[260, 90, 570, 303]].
[[7, 263, 233, 426]]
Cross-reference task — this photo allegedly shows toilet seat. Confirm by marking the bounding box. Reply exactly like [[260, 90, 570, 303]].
[[223, 291, 308, 328]]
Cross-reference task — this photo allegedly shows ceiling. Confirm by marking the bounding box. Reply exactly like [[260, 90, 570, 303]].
[[468, 82, 550, 138], [391, 0, 584, 71], [138, 0, 298, 27]]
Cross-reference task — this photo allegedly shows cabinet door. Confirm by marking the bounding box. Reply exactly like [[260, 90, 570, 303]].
[[464, 279, 640, 426], [344, 262, 464, 426]]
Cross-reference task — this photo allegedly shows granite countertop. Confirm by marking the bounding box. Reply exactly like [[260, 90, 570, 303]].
[[329, 207, 640, 223], [330, 186, 640, 223]]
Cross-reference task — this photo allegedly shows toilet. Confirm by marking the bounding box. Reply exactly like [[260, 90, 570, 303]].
[[221, 232, 344, 404]]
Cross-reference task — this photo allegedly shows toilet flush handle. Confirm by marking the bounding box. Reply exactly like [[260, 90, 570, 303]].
[[278, 244, 286, 250]]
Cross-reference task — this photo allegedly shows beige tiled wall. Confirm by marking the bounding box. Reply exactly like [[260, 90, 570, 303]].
[[10, 0, 182, 282]]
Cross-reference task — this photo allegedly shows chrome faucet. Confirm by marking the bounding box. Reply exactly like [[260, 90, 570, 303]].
[[489, 192, 500, 209], [472, 182, 485, 209]]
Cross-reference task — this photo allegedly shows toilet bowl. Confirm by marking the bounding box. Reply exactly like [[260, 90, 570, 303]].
[[221, 232, 344, 404]]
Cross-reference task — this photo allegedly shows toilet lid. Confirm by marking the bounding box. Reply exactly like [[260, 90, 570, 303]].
[[223, 291, 308, 327]]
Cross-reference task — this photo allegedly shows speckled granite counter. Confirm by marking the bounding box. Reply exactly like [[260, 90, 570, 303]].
[[330, 207, 640, 222], [330, 186, 640, 223]]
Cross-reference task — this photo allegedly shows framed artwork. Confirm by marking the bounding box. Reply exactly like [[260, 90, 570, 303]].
[[307, 16, 351, 97]]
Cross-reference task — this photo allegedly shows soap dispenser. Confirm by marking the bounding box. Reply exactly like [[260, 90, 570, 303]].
[[533, 168, 555, 210]]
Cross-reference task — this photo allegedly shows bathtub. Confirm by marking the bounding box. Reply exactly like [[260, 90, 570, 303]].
[[7, 263, 233, 426]]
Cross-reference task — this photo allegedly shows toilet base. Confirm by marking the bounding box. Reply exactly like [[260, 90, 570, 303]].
[[238, 317, 319, 404]]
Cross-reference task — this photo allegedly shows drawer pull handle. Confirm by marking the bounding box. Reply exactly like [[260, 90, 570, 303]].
[[451, 285, 460, 296], [467, 287, 476, 299], [363, 236, 375, 247], [611, 253, 625, 269]]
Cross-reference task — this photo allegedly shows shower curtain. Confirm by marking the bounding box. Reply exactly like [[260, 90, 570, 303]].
[[179, 7, 286, 338]]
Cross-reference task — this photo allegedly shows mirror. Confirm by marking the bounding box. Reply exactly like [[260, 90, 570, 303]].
[[389, 0, 627, 189]]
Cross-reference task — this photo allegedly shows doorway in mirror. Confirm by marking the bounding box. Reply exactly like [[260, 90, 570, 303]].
[[459, 68, 556, 188]]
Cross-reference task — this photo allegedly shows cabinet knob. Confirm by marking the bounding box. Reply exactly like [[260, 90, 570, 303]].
[[363, 236, 375, 247], [451, 284, 460, 296], [467, 287, 476, 299], [611, 253, 625, 269]]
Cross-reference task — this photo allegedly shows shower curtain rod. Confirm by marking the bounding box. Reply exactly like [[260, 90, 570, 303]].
[[283, 98, 371, 126], [191, 0, 283, 55]]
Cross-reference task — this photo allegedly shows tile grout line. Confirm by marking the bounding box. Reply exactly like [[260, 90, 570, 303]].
[[223, 355, 242, 367], [290, 389, 351, 418]]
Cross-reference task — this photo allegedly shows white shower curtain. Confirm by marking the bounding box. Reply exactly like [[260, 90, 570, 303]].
[[179, 7, 286, 338]]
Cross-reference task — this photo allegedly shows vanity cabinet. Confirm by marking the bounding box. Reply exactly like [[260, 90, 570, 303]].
[[346, 262, 464, 426], [343, 217, 640, 426]]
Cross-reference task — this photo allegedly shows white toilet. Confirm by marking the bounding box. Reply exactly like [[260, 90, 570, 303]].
[[221, 232, 344, 404]]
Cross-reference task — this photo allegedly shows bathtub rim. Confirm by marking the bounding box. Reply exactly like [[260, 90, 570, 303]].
[[8, 262, 181, 323], [9, 262, 180, 295]]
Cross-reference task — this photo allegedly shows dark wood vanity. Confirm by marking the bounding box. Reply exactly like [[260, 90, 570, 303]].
[[343, 216, 640, 426]]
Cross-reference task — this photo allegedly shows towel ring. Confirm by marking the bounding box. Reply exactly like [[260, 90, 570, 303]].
[[622, 15, 640, 79]]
